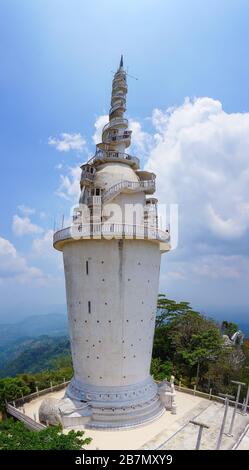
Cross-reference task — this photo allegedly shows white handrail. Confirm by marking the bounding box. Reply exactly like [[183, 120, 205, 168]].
[[102, 117, 128, 134], [53, 223, 170, 245], [103, 180, 155, 203], [109, 103, 126, 115], [87, 151, 139, 169]]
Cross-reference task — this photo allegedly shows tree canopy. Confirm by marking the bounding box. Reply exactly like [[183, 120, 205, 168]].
[[0, 419, 91, 450], [152, 294, 247, 393]]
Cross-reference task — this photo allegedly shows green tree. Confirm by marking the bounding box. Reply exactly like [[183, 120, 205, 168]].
[[221, 321, 238, 338], [156, 294, 198, 327], [169, 311, 222, 385], [153, 295, 224, 386], [150, 358, 173, 381], [153, 324, 172, 361], [0, 378, 30, 413], [0, 419, 91, 450]]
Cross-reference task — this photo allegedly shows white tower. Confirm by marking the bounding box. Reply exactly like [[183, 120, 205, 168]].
[[52, 57, 170, 429]]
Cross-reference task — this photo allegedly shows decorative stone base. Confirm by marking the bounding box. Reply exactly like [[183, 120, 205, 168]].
[[88, 395, 165, 430], [38, 377, 178, 429], [61, 376, 165, 429]]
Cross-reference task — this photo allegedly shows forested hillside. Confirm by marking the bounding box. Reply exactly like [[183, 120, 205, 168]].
[[0, 336, 70, 378]]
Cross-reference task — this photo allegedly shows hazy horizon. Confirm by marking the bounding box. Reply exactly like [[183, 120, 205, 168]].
[[0, 301, 248, 326]]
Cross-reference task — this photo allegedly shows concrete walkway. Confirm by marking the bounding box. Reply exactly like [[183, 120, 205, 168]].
[[21, 389, 249, 450], [158, 401, 249, 450], [234, 424, 249, 450]]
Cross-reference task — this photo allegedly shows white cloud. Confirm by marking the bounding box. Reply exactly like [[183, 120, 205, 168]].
[[31, 229, 62, 267], [166, 254, 249, 281], [92, 115, 108, 144], [145, 97, 249, 243], [140, 97, 249, 281], [17, 205, 35, 216], [48, 133, 86, 152], [206, 203, 249, 239], [55, 163, 63, 170], [12, 215, 43, 237], [0, 236, 44, 284], [32, 230, 54, 256], [129, 119, 154, 155], [56, 165, 81, 200], [192, 255, 244, 280]]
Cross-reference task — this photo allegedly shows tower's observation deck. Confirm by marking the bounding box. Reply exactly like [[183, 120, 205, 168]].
[[51, 57, 171, 429]]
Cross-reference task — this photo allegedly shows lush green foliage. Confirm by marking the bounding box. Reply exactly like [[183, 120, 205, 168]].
[[0, 357, 73, 412], [152, 294, 248, 396], [156, 295, 199, 326], [0, 419, 91, 450], [0, 377, 30, 412], [221, 321, 238, 338], [150, 358, 173, 381]]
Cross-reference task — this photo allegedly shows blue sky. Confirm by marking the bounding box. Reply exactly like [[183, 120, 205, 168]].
[[1, 0, 249, 323]]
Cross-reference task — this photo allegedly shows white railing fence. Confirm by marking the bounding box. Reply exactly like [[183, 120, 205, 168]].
[[103, 180, 155, 203], [6, 403, 46, 431], [54, 223, 170, 245]]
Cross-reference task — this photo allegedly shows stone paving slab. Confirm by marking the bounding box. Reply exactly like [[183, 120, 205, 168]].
[[160, 401, 249, 450]]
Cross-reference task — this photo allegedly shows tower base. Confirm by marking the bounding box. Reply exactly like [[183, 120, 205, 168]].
[[87, 395, 165, 430], [62, 376, 165, 429], [38, 376, 178, 430]]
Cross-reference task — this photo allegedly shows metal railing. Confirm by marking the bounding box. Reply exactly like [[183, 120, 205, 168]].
[[6, 403, 46, 431], [87, 195, 102, 205], [113, 71, 127, 80], [102, 179, 155, 203], [174, 383, 248, 408], [107, 134, 131, 143], [80, 171, 95, 181], [53, 223, 170, 245], [109, 103, 126, 115], [102, 117, 128, 134], [111, 91, 125, 100], [6, 381, 70, 431], [87, 150, 139, 168], [7, 381, 71, 409], [113, 81, 127, 92]]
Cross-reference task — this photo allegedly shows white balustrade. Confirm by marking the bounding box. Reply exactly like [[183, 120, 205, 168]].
[[102, 118, 128, 134], [54, 223, 170, 245], [88, 151, 139, 169]]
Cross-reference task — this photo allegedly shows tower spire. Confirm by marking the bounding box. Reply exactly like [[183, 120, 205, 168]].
[[95, 55, 132, 154], [119, 54, 124, 70]]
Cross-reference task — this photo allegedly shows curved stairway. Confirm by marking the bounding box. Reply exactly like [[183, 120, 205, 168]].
[[102, 179, 155, 204]]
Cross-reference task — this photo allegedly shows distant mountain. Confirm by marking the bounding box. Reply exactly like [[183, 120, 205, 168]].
[[0, 304, 66, 325], [0, 313, 68, 348], [0, 335, 71, 378]]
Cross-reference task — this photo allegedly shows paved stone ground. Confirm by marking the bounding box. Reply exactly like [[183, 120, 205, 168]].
[[158, 401, 249, 450], [234, 423, 249, 450], [22, 389, 249, 450]]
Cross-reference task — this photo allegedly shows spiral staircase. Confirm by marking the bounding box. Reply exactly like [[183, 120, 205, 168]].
[[96, 55, 132, 159]]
